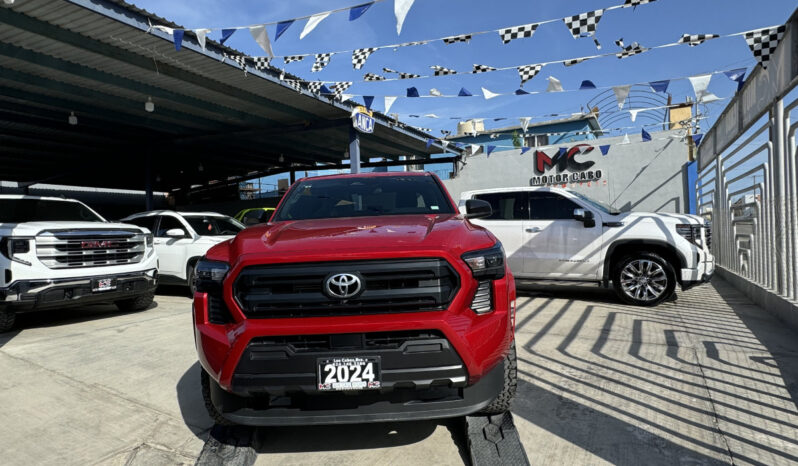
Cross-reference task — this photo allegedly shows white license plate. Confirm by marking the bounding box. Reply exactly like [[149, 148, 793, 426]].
[[92, 278, 117, 292], [317, 356, 381, 391]]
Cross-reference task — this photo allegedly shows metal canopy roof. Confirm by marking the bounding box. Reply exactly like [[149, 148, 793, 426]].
[[0, 0, 459, 192]]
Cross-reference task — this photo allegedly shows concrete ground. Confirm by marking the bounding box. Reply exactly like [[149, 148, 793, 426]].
[[1, 277, 797, 465]]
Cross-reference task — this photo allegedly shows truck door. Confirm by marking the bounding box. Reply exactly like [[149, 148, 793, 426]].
[[471, 191, 529, 276]]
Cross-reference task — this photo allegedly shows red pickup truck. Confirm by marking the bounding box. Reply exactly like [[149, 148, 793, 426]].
[[193, 172, 517, 426]]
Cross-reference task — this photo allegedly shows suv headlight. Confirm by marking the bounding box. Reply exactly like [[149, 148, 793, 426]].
[[0, 237, 32, 265], [462, 243, 505, 279], [146, 233, 153, 247]]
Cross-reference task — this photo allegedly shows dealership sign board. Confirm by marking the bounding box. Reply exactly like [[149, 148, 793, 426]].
[[352, 106, 375, 134], [529, 144, 603, 186]]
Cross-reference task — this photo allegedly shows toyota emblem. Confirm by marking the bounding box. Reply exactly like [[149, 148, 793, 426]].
[[324, 273, 362, 299]]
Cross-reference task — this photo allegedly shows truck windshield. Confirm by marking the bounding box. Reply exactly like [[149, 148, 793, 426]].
[[0, 198, 105, 223], [570, 191, 621, 215], [274, 176, 455, 221]]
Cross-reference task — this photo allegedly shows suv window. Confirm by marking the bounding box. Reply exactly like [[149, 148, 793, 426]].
[[473, 192, 528, 220], [125, 216, 157, 232], [529, 192, 581, 220], [156, 216, 186, 237], [184, 216, 243, 236]]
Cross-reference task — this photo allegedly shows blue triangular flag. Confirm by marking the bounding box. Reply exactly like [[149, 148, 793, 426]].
[[320, 84, 333, 94], [349, 3, 372, 21], [173, 29, 184, 51], [599, 145, 610, 156], [454, 142, 464, 149], [275, 20, 294, 40], [649, 80, 670, 93], [642, 128, 652, 141], [579, 80, 596, 90], [723, 68, 746, 91], [220, 28, 236, 44], [458, 87, 473, 97], [692, 134, 704, 146], [426, 138, 434, 148], [407, 87, 420, 97], [487, 145, 496, 156], [515, 88, 530, 95], [520, 147, 532, 154], [363, 96, 374, 110]]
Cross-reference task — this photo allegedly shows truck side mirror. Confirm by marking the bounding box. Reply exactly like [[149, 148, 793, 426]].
[[573, 209, 595, 228], [465, 199, 493, 219]]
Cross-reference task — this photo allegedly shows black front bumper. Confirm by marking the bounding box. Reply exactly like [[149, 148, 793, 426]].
[[0, 269, 158, 312], [208, 331, 506, 426]]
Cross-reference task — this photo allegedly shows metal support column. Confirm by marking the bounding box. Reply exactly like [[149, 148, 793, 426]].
[[290, 170, 296, 184], [145, 153, 154, 211], [772, 100, 788, 295], [349, 125, 361, 174]]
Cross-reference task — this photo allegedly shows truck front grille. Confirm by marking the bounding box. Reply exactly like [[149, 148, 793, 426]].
[[234, 258, 459, 318], [35, 229, 146, 269]]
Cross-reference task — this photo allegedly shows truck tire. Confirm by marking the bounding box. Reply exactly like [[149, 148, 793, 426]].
[[478, 340, 517, 415], [612, 252, 676, 307], [187, 264, 197, 297], [0, 309, 16, 333], [201, 368, 236, 426], [115, 292, 154, 312]]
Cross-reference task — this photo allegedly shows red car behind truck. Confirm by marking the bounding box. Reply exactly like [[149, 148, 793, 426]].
[[192, 172, 517, 426]]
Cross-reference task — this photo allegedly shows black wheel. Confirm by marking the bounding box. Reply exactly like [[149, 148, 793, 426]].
[[201, 368, 236, 426], [0, 309, 16, 333], [187, 264, 197, 297], [479, 340, 517, 415], [612, 252, 676, 306], [115, 292, 154, 312]]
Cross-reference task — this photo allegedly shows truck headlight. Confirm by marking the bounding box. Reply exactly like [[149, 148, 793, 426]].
[[462, 243, 505, 279], [676, 224, 703, 247], [194, 258, 230, 293]]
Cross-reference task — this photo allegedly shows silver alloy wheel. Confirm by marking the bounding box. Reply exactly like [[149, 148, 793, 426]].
[[620, 259, 668, 302]]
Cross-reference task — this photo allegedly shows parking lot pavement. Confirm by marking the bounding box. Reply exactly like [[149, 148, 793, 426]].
[[1, 277, 797, 465]]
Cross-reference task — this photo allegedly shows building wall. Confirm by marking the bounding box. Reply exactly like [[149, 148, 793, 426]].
[[443, 129, 691, 213], [451, 120, 596, 153]]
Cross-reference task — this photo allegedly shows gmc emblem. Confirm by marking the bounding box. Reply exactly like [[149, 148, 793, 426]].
[[81, 240, 117, 249]]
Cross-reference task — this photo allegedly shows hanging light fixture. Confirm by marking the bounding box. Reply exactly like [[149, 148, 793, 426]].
[[278, 154, 284, 163], [144, 97, 155, 113], [68, 112, 78, 125]]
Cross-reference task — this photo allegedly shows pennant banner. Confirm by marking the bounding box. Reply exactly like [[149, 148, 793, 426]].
[[678, 33, 719, 47], [744, 25, 786, 69], [563, 9, 604, 39], [499, 23, 539, 44], [312, 53, 333, 72], [395, 0, 415, 35], [352, 47, 378, 69], [301, 12, 330, 39]]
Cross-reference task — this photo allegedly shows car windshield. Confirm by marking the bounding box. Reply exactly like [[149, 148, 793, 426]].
[[0, 198, 105, 223], [570, 191, 621, 215], [184, 216, 244, 236], [274, 176, 455, 221]]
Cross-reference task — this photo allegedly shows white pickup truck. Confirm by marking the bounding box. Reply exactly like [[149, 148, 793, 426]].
[[0, 195, 159, 331], [460, 187, 714, 306]]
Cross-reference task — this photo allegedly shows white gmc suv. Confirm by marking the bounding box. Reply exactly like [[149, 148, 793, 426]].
[[460, 187, 714, 306], [0, 195, 158, 332]]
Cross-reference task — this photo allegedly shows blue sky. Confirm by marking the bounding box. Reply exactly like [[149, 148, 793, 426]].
[[132, 0, 796, 187]]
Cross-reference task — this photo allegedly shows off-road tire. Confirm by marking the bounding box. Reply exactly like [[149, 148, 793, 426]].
[[187, 264, 197, 297], [478, 340, 517, 414], [0, 309, 16, 333], [612, 251, 676, 307], [114, 292, 154, 312], [201, 368, 236, 426]]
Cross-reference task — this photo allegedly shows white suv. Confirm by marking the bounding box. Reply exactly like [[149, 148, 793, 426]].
[[460, 187, 714, 306], [0, 195, 159, 331], [121, 211, 243, 292]]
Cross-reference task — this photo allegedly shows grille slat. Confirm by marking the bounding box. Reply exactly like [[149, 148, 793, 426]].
[[35, 230, 145, 269], [235, 259, 459, 318]]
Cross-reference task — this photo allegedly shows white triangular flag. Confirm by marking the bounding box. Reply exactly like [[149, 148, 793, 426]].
[[520, 117, 531, 132], [424, 113, 439, 118], [430, 88, 442, 96], [395, 0, 416, 35], [384, 96, 397, 113], [301, 12, 330, 39], [613, 85, 631, 110], [194, 29, 210, 50], [441, 140, 450, 148], [621, 133, 630, 144], [629, 109, 641, 122], [470, 144, 481, 154], [339, 94, 354, 102], [687, 74, 719, 102], [481, 87, 500, 100], [152, 25, 174, 35], [546, 76, 563, 92], [249, 25, 274, 57]]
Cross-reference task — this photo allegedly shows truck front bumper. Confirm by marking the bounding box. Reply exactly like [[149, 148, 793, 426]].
[[680, 252, 715, 291], [0, 269, 158, 312]]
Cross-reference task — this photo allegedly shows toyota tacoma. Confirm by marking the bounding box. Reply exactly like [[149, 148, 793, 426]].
[[194, 173, 517, 426]]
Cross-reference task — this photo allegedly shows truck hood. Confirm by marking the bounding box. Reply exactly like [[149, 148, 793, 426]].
[[0, 221, 147, 236], [611, 211, 705, 226], [217, 214, 496, 260]]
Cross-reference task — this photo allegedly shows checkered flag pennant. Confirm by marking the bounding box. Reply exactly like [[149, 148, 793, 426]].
[[616, 43, 648, 59], [332, 81, 353, 99], [352, 48, 378, 70], [678, 34, 719, 47], [431, 65, 457, 76], [364, 72, 386, 81], [472, 64, 496, 74], [311, 53, 333, 72], [744, 25, 786, 69], [283, 55, 306, 64], [283, 79, 302, 92], [399, 72, 420, 79], [624, 0, 656, 7], [306, 81, 324, 94], [498, 23, 539, 44], [563, 57, 589, 67], [517, 64, 543, 86], [442, 34, 472, 44], [224, 53, 247, 70], [252, 57, 271, 70], [563, 9, 604, 39]]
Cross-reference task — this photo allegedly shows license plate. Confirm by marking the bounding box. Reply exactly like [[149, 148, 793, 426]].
[[317, 356, 381, 391], [92, 278, 117, 292]]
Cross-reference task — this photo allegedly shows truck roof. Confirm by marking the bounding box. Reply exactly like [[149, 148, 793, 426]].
[[296, 172, 433, 183]]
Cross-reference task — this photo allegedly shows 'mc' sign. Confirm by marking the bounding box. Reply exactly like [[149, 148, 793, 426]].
[[529, 143, 603, 186]]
